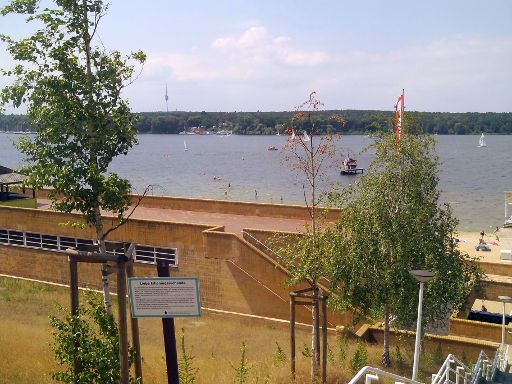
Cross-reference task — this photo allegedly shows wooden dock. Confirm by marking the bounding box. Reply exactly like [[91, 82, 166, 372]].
[[340, 168, 364, 175]]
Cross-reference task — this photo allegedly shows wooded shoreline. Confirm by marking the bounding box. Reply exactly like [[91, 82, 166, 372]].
[[2, 110, 512, 135]]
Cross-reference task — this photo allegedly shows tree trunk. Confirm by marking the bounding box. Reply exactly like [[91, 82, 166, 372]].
[[94, 206, 113, 314], [311, 286, 320, 382], [382, 304, 391, 367], [81, 1, 113, 315]]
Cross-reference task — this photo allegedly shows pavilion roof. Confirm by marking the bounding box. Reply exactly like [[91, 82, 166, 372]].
[[0, 165, 27, 185]]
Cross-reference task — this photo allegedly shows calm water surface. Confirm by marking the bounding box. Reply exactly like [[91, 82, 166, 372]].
[[1, 133, 511, 231]]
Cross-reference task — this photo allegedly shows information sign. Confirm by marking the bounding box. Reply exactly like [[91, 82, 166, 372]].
[[128, 277, 201, 318]]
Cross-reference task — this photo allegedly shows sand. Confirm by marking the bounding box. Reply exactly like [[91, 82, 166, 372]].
[[456, 227, 512, 263]]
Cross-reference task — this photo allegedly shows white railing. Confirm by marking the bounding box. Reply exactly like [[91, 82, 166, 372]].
[[348, 366, 422, 384], [431, 354, 473, 384], [241, 230, 284, 262], [348, 348, 502, 384], [496, 344, 509, 372]]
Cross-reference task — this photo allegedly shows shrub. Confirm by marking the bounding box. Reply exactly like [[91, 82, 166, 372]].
[[179, 328, 198, 384], [350, 342, 368, 374], [50, 292, 139, 383], [273, 341, 286, 365], [394, 345, 405, 373], [232, 341, 249, 384]]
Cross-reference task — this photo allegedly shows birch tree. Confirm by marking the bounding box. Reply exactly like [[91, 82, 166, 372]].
[[1, 0, 146, 313], [328, 128, 482, 367]]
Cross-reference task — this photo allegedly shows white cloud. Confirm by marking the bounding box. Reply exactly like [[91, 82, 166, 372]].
[[144, 25, 329, 85]]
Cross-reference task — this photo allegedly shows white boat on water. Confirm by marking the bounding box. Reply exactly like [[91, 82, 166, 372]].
[[478, 133, 487, 147], [303, 131, 310, 142], [216, 130, 232, 136], [184, 141, 188, 151]]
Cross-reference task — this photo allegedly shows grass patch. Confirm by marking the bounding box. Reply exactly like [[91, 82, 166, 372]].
[[0, 276, 433, 383]]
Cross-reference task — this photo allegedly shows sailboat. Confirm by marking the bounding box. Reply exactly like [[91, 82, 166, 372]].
[[291, 130, 296, 139], [184, 141, 188, 151], [478, 133, 487, 148], [303, 131, 310, 142]]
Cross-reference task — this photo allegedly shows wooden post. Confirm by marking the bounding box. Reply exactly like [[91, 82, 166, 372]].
[[117, 259, 129, 384], [126, 260, 143, 382], [290, 293, 296, 380], [157, 260, 180, 384], [321, 296, 328, 384], [68, 256, 81, 383], [314, 296, 320, 370]]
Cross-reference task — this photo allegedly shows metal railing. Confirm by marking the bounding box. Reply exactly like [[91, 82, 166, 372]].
[[241, 230, 284, 262], [348, 366, 422, 384], [0, 227, 177, 266], [431, 353, 474, 384], [348, 348, 502, 384]]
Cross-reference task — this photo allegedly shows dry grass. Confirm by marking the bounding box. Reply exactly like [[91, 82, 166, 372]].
[[0, 276, 427, 383]]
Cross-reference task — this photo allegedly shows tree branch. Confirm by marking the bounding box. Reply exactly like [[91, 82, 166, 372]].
[[102, 184, 152, 240]]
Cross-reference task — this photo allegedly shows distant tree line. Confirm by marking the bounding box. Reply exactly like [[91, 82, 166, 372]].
[[2, 110, 512, 135]]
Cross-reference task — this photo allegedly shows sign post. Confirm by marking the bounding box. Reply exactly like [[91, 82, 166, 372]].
[[128, 261, 201, 384], [158, 261, 179, 384]]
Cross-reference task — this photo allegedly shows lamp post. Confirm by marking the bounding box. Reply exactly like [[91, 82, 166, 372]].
[[410, 270, 435, 382], [498, 296, 512, 350]]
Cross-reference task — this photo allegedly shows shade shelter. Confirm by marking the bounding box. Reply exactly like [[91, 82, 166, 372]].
[[0, 165, 33, 202]]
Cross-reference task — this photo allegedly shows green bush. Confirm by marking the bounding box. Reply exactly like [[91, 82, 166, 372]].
[[50, 292, 139, 383], [337, 335, 348, 365], [273, 341, 286, 365], [394, 345, 405, 373], [350, 342, 368, 374]]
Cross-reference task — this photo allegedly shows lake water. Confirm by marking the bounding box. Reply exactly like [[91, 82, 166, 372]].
[[1, 133, 511, 231]]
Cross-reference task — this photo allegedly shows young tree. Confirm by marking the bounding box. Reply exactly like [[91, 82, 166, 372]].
[[272, 92, 345, 381], [0, 0, 146, 313], [328, 126, 482, 367]]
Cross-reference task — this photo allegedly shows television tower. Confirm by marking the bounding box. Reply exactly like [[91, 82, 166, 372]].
[[165, 84, 169, 113]]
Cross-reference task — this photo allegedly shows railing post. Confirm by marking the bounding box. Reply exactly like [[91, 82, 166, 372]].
[[482, 360, 488, 378], [456, 366, 464, 384], [486, 363, 492, 381], [365, 374, 379, 384], [445, 358, 451, 382]]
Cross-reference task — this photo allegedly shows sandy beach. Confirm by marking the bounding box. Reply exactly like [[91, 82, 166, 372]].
[[457, 227, 512, 263]]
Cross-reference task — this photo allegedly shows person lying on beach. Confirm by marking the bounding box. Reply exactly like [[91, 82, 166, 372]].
[[475, 238, 491, 252]]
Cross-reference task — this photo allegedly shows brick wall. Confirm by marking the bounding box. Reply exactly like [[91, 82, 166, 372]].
[[0, 205, 344, 325]]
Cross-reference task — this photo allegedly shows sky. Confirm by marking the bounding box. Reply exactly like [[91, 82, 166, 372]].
[[1, 0, 511, 113]]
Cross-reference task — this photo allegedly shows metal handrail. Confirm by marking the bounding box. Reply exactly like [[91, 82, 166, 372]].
[[241, 230, 284, 262], [432, 354, 471, 384], [470, 350, 491, 384], [348, 366, 423, 384]]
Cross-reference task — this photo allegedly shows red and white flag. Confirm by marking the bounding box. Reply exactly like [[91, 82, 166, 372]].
[[395, 91, 405, 148]]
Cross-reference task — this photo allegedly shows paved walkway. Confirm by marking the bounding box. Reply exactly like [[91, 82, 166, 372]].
[[37, 199, 310, 235]]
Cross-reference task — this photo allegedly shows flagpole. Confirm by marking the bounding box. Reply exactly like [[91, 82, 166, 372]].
[[401, 89, 405, 141]]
